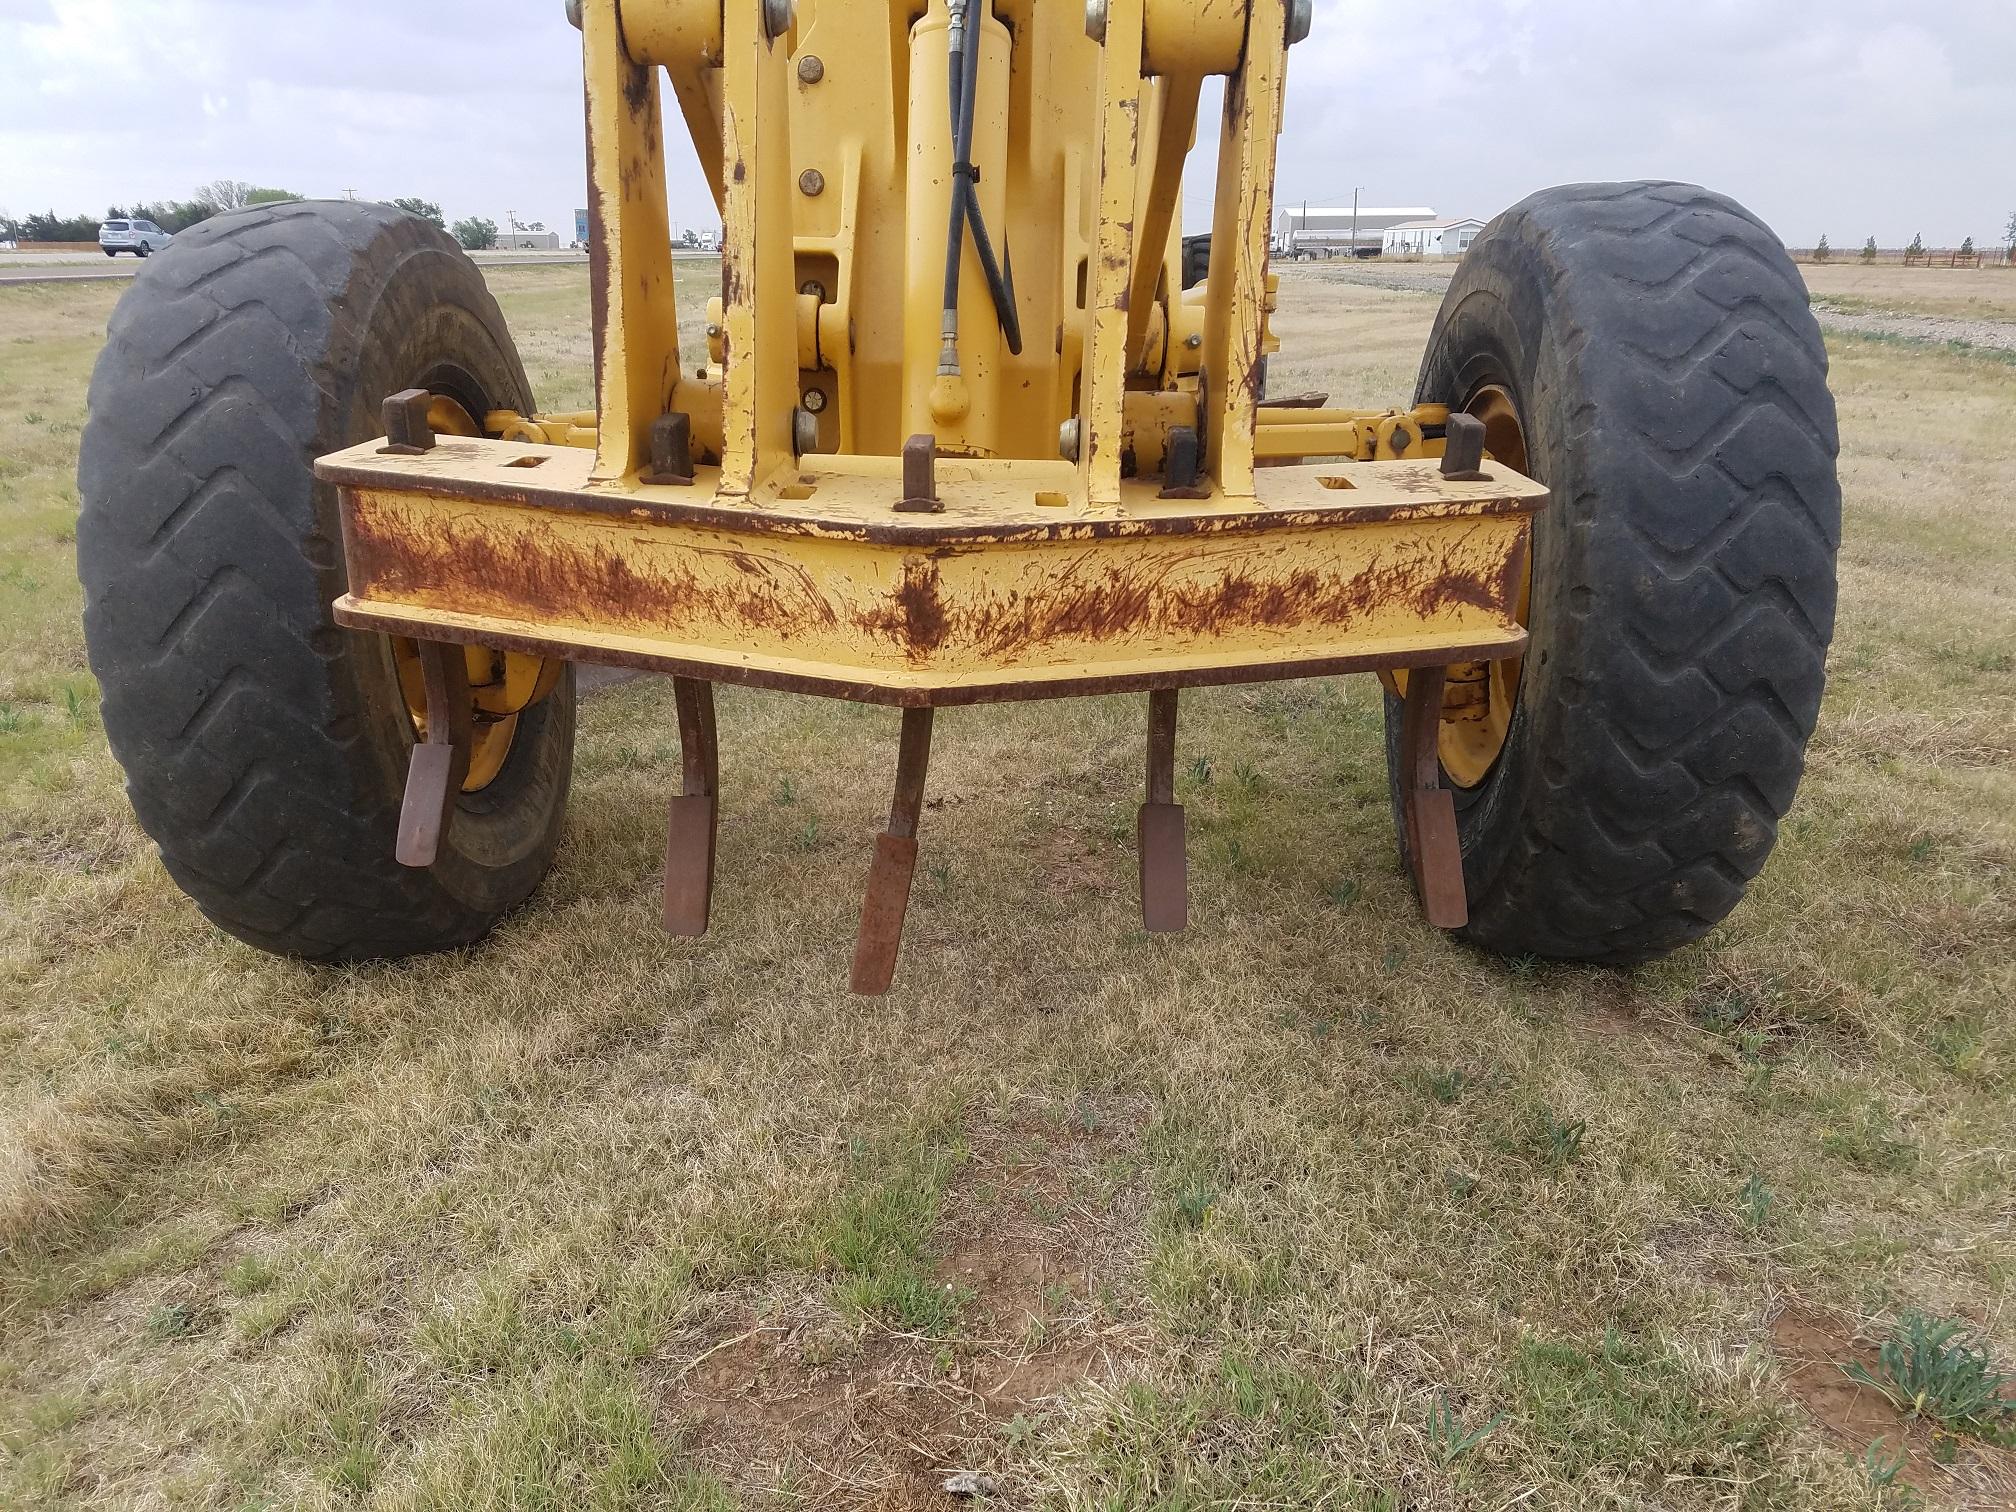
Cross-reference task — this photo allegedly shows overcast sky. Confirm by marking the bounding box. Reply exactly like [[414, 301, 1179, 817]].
[[2, 0, 2009, 249]]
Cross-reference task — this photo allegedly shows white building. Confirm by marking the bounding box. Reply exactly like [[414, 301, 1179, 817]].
[[1381, 217, 1487, 258], [1274, 206, 1436, 259], [500, 229, 561, 251]]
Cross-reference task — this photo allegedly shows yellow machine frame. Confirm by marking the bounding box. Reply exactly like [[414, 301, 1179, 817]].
[[315, 0, 1547, 988]]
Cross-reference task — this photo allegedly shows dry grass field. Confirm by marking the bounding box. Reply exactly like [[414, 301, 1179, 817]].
[[1795, 265, 2016, 325], [2, 258, 2013, 1510]]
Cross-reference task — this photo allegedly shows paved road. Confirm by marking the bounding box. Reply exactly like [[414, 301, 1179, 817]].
[[0, 262, 144, 285], [0, 251, 595, 287]]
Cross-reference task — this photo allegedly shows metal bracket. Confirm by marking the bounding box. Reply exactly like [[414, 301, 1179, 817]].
[[1398, 666, 1468, 928], [1158, 426, 1210, 502], [396, 640, 472, 868], [379, 389, 435, 456], [1137, 688, 1188, 931], [642, 410, 696, 486], [1439, 411, 1490, 483], [895, 433, 944, 513], [850, 707, 934, 994], [662, 677, 720, 936]]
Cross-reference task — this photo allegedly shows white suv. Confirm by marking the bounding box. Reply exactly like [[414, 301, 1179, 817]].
[[99, 219, 173, 258]]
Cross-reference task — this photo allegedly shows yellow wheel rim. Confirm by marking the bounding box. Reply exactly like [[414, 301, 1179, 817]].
[[387, 395, 560, 794], [1397, 385, 1532, 790]]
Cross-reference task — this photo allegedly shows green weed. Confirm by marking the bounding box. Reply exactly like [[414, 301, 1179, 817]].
[[1693, 992, 1751, 1035], [1520, 1108, 1585, 1171], [145, 1301, 199, 1340], [224, 1255, 279, 1296], [1171, 1186, 1217, 1231], [1860, 1437, 1907, 1489], [1740, 1172, 1774, 1232], [1421, 1068, 1467, 1105], [1426, 1392, 1507, 1464], [1821, 1102, 1918, 1174], [1842, 1312, 2016, 1436]]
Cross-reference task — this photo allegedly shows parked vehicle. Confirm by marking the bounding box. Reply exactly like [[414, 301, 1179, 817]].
[[98, 219, 173, 258]]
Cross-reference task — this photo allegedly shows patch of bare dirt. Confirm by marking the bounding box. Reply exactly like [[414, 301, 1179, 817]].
[[1574, 975, 1669, 1040], [1643, 1212, 1742, 1287], [1582, 1000, 1658, 1040], [655, 1095, 1152, 1509], [1771, 1303, 2016, 1509], [1032, 831, 1117, 898], [0, 818, 133, 874]]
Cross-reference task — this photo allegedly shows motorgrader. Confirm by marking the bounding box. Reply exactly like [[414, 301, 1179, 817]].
[[77, 0, 1840, 992]]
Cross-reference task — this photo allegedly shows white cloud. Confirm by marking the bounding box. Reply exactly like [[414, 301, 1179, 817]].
[[0, 0, 2009, 245], [1268, 0, 2012, 246]]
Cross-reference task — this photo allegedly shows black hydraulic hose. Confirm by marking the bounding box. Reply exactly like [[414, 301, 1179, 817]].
[[940, 9, 967, 325], [939, 0, 1023, 369], [962, 184, 1022, 355], [955, 2, 1022, 354]]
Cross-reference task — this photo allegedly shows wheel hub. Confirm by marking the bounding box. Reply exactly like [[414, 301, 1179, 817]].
[[390, 395, 561, 792], [1433, 384, 1530, 789]]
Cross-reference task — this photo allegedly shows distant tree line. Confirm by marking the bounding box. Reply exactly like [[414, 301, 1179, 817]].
[[1, 186, 471, 244], [0, 181, 305, 242], [1806, 229, 2010, 265], [4, 189, 525, 254]]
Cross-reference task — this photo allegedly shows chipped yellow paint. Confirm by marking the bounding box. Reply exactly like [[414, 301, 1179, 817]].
[[1201, 0, 1290, 501], [322, 0, 1556, 711], [580, 0, 681, 481], [324, 435, 1543, 705]]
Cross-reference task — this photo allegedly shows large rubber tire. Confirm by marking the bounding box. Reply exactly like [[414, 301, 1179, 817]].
[[1181, 233, 1213, 291], [1176, 234, 1266, 396], [78, 200, 575, 961], [1385, 181, 1839, 963]]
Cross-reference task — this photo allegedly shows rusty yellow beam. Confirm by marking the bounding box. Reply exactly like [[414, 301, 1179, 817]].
[[322, 436, 1542, 707], [716, 0, 800, 498], [619, 0, 728, 209], [1199, 0, 1289, 500], [1126, 72, 1202, 377], [1080, 0, 1147, 506], [580, 0, 680, 482]]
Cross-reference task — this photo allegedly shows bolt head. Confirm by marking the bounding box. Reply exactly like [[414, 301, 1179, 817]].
[[800, 279, 827, 299], [1058, 417, 1082, 461], [704, 322, 722, 339], [1286, 0, 1312, 45], [564, 0, 582, 28], [793, 407, 820, 455], [798, 168, 826, 198], [1084, 0, 1107, 43], [1184, 333, 1202, 350], [801, 387, 828, 413], [761, 0, 794, 41], [797, 53, 824, 84]]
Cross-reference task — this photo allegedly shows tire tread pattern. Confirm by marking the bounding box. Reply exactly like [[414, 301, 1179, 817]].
[[77, 201, 546, 960], [1411, 181, 1840, 964]]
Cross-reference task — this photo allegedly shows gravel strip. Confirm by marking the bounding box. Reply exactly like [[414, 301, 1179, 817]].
[[1282, 262, 2016, 354], [1280, 263, 1453, 296], [1809, 305, 2016, 354]]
